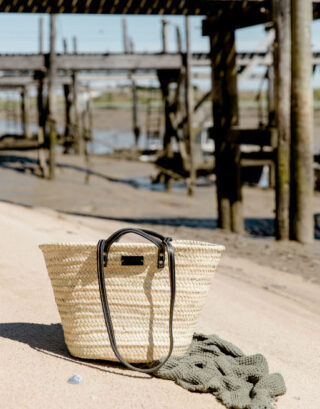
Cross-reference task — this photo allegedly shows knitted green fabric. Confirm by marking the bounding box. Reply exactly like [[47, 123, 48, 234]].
[[156, 333, 286, 409]]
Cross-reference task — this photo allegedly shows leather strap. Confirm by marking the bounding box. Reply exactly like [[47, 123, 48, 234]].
[[97, 228, 176, 374]]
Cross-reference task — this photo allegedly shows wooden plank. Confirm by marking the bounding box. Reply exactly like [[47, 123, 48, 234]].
[[0, 139, 44, 151], [1, 51, 320, 72], [56, 53, 183, 71], [222, 128, 275, 146], [290, 0, 314, 243], [0, 0, 270, 16]]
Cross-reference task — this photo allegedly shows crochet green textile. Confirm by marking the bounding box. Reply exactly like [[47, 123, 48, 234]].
[[156, 333, 286, 409]]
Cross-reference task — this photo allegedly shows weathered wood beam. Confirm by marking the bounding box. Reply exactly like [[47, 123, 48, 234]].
[[20, 87, 31, 139], [162, 19, 169, 53], [207, 23, 243, 233], [184, 16, 196, 197], [290, 0, 314, 243], [1, 51, 320, 72], [37, 72, 48, 178], [39, 17, 44, 54], [0, 0, 271, 16], [273, 0, 291, 241], [72, 71, 83, 154], [47, 14, 57, 180]]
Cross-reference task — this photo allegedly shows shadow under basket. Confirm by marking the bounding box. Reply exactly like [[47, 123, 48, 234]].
[[40, 239, 224, 363]]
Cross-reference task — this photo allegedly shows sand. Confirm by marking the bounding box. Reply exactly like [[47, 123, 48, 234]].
[[0, 201, 319, 409]]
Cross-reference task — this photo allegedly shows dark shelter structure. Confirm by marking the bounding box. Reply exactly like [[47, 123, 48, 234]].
[[1, 0, 319, 244]]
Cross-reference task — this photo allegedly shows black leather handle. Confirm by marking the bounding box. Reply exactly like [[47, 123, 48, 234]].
[[97, 228, 176, 374]]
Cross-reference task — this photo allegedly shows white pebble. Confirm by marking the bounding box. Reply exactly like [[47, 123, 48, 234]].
[[68, 374, 83, 384]]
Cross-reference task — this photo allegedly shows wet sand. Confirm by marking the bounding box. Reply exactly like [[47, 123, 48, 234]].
[[0, 150, 319, 284]]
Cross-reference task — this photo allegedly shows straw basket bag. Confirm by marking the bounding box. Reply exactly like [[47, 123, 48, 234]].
[[40, 228, 224, 373]]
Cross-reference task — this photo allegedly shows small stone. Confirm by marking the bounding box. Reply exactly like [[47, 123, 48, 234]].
[[293, 396, 301, 400], [68, 374, 83, 384]]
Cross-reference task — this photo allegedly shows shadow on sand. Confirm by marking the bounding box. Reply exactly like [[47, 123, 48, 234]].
[[62, 210, 320, 239], [0, 322, 148, 379]]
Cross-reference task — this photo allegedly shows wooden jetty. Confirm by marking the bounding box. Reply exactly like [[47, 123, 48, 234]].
[[0, 0, 319, 243]]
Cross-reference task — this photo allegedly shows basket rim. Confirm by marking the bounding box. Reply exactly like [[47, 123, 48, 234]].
[[39, 240, 225, 252]]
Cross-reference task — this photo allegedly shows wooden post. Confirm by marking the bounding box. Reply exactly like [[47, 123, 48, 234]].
[[39, 17, 44, 54], [184, 16, 196, 197], [290, 0, 314, 243], [205, 22, 243, 232], [63, 84, 72, 151], [63, 38, 68, 54], [71, 36, 82, 154], [37, 72, 47, 177], [37, 19, 47, 177], [162, 19, 169, 53], [176, 25, 182, 53], [21, 87, 31, 139], [132, 77, 140, 146], [267, 65, 275, 128], [122, 18, 128, 54], [72, 71, 82, 154], [273, 0, 291, 240], [73, 36, 78, 54], [47, 13, 57, 180]]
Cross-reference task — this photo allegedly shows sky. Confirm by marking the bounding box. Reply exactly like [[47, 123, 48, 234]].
[[0, 13, 319, 89]]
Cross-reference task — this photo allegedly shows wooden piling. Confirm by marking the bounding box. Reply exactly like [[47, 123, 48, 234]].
[[184, 16, 196, 197], [39, 17, 44, 54], [21, 87, 31, 139], [207, 25, 243, 232], [73, 36, 78, 54], [176, 25, 182, 54], [131, 78, 140, 146], [72, 71, 82, 154], [122, 18, 128, 54], [63, 38, 68, 54], [162, 19, 169, 53], [290, 0, 314, 243], [273, 0, 291, 240], [47, 13, 57, 180], [63, 84, 72, 150], [37, 73, 47, 177]]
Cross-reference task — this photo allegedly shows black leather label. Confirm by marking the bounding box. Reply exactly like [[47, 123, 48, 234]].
[[121, 256, 144, 266]]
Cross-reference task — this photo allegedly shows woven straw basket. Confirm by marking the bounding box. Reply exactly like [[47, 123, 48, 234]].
[[40, 237, 224, 364]]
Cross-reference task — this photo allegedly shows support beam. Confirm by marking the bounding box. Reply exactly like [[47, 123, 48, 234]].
[[47, 13, 57, 180], [73, 36, 78, 54], [39, 17, 44, 54], [291, 0, 314, 243], [122, 18, 128, 54], [72, 71, 82, 154], [37, 73, 48, 177], [176, 26, 182, 54], [63, 38, 68, 54], [132, 78, 140, 146], [63, 83, 72, 151], [273, 0, 291, 240], [184, 16, 196, 197], [21, 87, 31, 139], [162, 19, 169, 53], [206, 22, 243, 233]]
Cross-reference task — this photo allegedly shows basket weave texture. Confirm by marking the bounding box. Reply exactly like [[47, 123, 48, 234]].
[[40, 240, 224, 363]]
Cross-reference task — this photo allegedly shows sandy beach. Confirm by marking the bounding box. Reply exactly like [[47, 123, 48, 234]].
[[0, 150, 320, 409], [0, 201, 319, 409]]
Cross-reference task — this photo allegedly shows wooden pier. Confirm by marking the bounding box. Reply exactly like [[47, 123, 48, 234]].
[[0, 0, 319, 243]]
